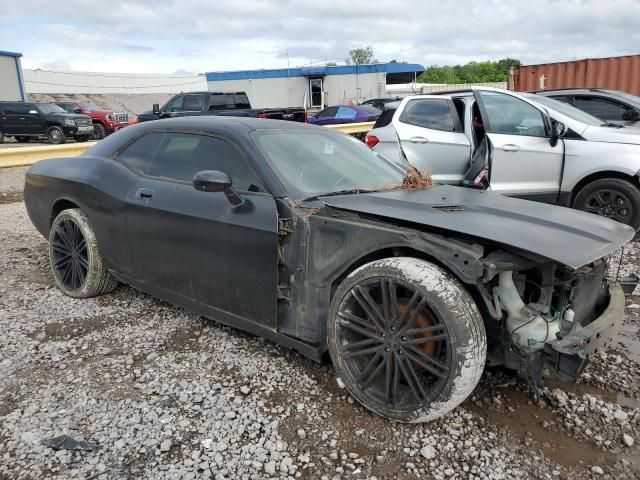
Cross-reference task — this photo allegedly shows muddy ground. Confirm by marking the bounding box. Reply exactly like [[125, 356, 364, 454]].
[[0, 167, 638, 479]]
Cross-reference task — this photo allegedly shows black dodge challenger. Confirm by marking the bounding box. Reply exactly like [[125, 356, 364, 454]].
[[24, 117, 633, 422]]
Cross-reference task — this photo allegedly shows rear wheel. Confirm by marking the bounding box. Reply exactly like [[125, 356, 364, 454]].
[[47, 126, 65, 145], [49, 209, 118, 298], [15, 136, 29, 143], [328, 257, 486, 422], [573, 178, 640, 230], [92, 123, 106, 140]]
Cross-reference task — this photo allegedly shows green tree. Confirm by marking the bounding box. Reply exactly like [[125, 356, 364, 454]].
[[417, 58, 521, 84], [346, 46, 378, 65]]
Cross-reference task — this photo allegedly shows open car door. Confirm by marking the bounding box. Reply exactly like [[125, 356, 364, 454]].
[[472, 89, 564, 202], [392, 96, 471, 184]]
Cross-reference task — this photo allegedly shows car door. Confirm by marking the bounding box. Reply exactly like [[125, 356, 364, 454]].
[[392, 96, 471, 184], [121, 131, 279, 328], [1, 103, 30, 134], [473, 89, 563, 200]]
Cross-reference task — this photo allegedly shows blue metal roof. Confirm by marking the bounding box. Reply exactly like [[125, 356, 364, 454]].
[[0, 50, 23, 58], [206, 63, 425, 81]]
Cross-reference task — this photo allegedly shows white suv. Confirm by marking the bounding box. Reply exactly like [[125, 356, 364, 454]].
[[366, 87, 640, 229]]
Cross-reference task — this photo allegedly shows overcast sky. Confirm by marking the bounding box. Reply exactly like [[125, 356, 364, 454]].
[[1, 0, 639, 74]]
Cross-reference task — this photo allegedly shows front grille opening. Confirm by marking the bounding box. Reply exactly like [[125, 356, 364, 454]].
[[430, 205, 462, 213]]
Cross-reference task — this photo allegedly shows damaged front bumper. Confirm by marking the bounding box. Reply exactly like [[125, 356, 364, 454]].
[[543, 284, 625, 381]]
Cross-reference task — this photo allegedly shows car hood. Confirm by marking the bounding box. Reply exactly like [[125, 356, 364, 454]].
[[582, 125, 640, 144], [319, 185, 634, 269]]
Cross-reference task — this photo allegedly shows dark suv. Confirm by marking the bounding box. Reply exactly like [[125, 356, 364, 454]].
[[533, 89, 640, 129], [0, 101, 93, 144]]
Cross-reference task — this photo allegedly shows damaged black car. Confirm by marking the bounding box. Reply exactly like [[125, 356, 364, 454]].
[[24, 117, 633, 422]]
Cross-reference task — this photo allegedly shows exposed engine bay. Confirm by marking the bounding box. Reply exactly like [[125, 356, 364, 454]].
[[478, 255, 623, 389]]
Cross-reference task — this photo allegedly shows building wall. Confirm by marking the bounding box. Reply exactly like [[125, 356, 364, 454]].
[[207, 72, 386, 108], [24, 69, 208, 94], [0, 54, 24, 101]]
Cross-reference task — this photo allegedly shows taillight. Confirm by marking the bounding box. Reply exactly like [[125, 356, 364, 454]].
[[257, 113, 269, 119], [365, 135, 379, 148]]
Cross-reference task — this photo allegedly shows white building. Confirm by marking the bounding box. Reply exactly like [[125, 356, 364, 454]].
[[206, 63, 425, 109], [23, 69, 207, 94], [0, 50, 26, 101]]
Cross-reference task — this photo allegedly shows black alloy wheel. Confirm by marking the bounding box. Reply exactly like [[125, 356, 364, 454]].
[[573, 177, 640, 230], [334, 278, 451, 412], [51, 218, 88, 291], [582, 188, 633, 224]]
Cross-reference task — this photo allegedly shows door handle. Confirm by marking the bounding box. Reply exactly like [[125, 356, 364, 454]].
[[135, 188, 155, 200], [409, 136, 429, 144], [502, 144, 521, 152]]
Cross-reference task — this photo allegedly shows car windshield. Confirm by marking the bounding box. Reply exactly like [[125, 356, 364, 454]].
[[609, 91, 640, 106], [36, 103, 67, 114], [526, 94, 603, 126], [252, 129, 405, 199], [80, 101, 103, 111]]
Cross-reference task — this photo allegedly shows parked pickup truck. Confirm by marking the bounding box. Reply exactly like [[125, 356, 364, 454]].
[[55, 101, 130, 140], [137, 91, 306, 123], [366, 87, 640, 229]]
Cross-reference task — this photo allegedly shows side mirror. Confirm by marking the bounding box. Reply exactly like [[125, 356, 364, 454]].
[[622, 109, 640, 121], [193, 170, 244, 207], [74, 108, 83, 114], [152, 103, 160, 115], [550, 121, 566, 147]]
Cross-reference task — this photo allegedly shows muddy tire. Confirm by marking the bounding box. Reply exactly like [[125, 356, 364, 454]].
[[47, 126, 65, 145], [573, 178, 640, 230], [49, 209, 118, 298], [92, 123, 106, 140], [328, 257, 486, 422]]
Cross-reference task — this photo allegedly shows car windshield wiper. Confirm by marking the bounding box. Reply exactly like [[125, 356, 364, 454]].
[[302, 188, 376, 202]]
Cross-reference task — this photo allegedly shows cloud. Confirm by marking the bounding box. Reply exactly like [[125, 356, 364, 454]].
[[1, 0, 639, 73], [39, 59, 72, 71]]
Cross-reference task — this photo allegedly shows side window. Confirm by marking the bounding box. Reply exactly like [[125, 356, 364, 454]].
[[317, 107, 338, 118], [163, 95, 184, 112], [233, 95, 251, 109], [117, 132, 165, 174], [399, 99, 455, 131], [373, 108, 396, 128], [209, 95, 236, 110], [3, 104, 29, 115], [335, 107, 357, 120], [478, 91, 547, 137], [146, 133, 265, 192], [182, 94, 205, 111], [573, 96, 631, 120]]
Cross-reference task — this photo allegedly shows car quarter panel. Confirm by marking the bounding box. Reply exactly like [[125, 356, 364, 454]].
[[25, 156, 140, 277]]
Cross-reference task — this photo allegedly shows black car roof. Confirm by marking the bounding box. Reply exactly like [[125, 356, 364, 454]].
[[136, 116, 315, 132]]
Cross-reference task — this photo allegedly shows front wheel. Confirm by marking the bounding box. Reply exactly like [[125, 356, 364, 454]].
[[47, 126, 65, 145], [49, 209, 118, 298], [328, 257, 486, 423], [573, 178, 640, 230], [92, 123, 106, 140]]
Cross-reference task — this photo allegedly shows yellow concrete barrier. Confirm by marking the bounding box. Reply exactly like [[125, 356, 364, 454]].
[[0, 142, 97, 169], [324, 121, 375, 134]]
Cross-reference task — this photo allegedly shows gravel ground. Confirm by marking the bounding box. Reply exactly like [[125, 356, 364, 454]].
[[0, 167, 639, 480]]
